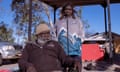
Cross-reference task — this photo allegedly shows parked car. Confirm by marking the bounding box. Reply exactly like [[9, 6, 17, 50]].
[[0, 41, 22, 65]]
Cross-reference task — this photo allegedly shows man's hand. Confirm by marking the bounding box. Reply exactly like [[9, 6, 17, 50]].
[[27, 66, 37, 72]]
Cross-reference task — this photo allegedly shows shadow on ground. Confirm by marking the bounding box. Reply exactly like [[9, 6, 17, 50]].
[[83, 53, 120, 72]]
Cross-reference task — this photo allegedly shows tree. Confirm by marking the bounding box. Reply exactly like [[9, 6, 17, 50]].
[[0, 21, 14, 42], [11, 0, 46, 41], [75, 6, 92, 37]]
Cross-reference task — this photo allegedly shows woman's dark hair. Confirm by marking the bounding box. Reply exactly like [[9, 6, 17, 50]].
[[59, 2, 76, 20]]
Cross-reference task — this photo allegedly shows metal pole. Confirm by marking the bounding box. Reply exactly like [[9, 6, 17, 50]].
[[66, 17, 69, 55], [107, 0, 113, 61], [54, 8, 56, 24], [28, 0, 32, 41], [104, 7, 107, 35], [54, 8, 57, 35]]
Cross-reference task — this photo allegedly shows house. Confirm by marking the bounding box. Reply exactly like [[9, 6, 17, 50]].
[[111, 32, 120, 54], [82, 32, 120, 61], [84, 32, 120, 54]]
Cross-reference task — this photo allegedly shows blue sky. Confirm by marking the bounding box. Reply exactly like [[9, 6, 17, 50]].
[[0, 0, 120, 35], [0, 0, 13, 28], [82, 4, 120, 34]]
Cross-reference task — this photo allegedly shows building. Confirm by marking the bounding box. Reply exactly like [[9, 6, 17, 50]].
[[84, 32, 120, 54]]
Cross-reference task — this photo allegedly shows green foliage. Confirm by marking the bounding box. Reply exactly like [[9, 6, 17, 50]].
[[11, 0, 47, 41], [0, 21, 14, 42], [11, 0, 45, 27]]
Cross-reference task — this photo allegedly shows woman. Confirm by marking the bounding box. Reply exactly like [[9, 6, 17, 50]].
[[55, 2, 85, 72]]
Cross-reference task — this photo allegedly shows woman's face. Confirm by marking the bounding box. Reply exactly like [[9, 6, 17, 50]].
[[64, 5, 73, 16]]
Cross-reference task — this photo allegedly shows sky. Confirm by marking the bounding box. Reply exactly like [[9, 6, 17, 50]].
[[82, 4, 120, 34], [0, 0, 13, 28], [0, 0, 120, 43]]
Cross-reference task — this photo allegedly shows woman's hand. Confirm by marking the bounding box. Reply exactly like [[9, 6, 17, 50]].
[[74, 61, 82, 72]]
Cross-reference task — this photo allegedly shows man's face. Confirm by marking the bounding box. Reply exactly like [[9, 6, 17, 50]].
[[37, 31, 51, 41], [64, 5, 73, 16]]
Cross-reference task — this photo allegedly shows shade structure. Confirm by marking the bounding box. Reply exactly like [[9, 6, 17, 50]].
[[40, 0, 120, 60], [41, 0, 120, 8]]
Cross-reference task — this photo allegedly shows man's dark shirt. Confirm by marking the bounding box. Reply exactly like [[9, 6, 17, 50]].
[[19, 40, 74, 72]]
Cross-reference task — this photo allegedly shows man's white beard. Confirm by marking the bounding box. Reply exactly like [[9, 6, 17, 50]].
[[38, 38, 51, 44], [37, 38, 50, 44]]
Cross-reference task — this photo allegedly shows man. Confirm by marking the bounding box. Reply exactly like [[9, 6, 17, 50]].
[[18, 23, 79, 72]]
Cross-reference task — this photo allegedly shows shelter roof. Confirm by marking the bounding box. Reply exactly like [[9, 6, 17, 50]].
[[41, 0, 120, 8]]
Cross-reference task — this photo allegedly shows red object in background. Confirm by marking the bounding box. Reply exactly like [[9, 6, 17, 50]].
[[82, 44, 104, 61], [0, 70, 11, 72]]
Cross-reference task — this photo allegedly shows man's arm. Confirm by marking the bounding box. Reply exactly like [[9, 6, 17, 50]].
[[18, 43, 34, 72], [56, 42, 74, 66]]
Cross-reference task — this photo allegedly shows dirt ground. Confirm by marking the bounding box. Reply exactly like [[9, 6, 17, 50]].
[[82, 54, 120, 72], [0, 54, 120, 72]]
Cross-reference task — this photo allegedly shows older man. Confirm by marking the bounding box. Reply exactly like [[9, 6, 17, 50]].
[[18, 23, 79, 72]]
